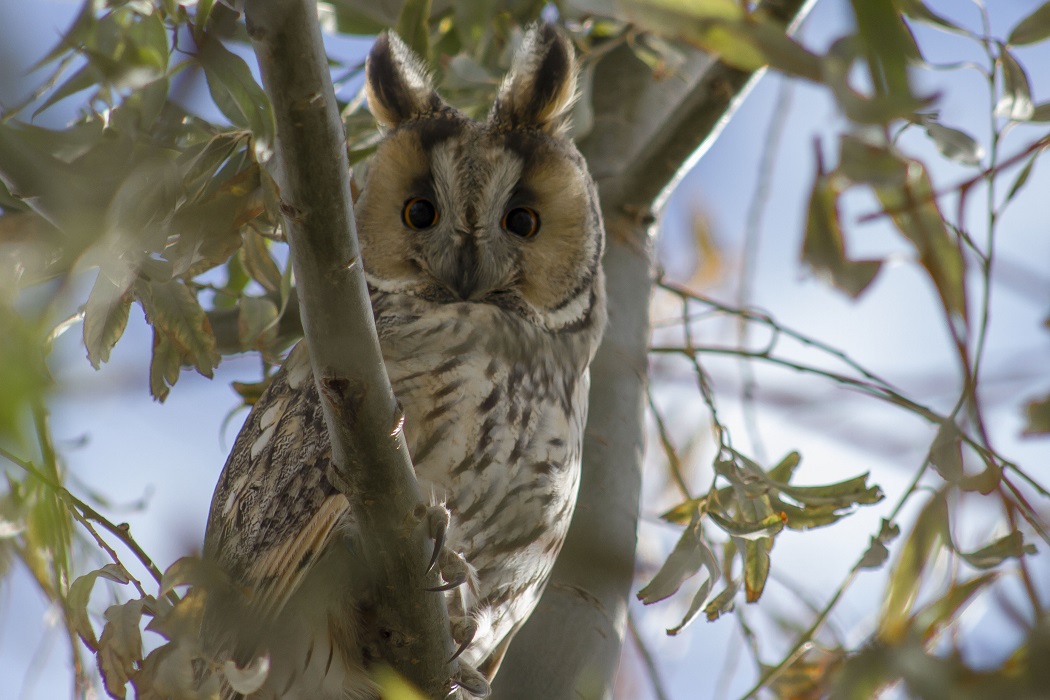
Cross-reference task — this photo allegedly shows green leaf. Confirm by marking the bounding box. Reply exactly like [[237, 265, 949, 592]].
[[995, 45, 1034, 120], [237, 296, 279, 350], [148, 327, 181, 402], [159, 556, 232, 597], [624, 0, 744, 22], [615, 0, 821, 79], [30, 0, 100, 71], [197, 38, 275, 162], [928, 420, 963, 482], [167, 164, 261, 278], [83, 269, 133, 369], [801, 170, 882, 297], [33, 63, 103, 118], [0, 309, 51, 438], [823, 37, 930, 125], [0, 121, 97, 232], [728, 18, 822, 81], [1023, 393, 1050, 435], [774, 498, 851, 530], [638, 514, 717, 604], [329, 3, 391, 35], [744, 537, 772, 603], [922, 123, 983, 166], [877, 491, 948, 643], [894, 0, 966, 34], [67, 563, 132, 650], [193, 0, 217, 38], [912, 573, 997, 644], [856, 520, 898, 570], [776, 473, 883, 508], [958, 531, 1036, 570], [766, 451, 801, 483], [703, 579, 739, 621], [851, 0, 920, 98], [660, 496, 707, 525], [873, 155, 968, 323], [837, 133, 908, 187], [240, 230, 282, 293], [1026, 101, 1050, 121], [858, 539, 890, 570], [144, 583, 203, 646], [667, 568, 718, 636], [707, 508, 786, 541], [1008, 2, 1050, 46], [1004, 152, 1039, 205], [177, 133, 245, 203], [958, 457, 1002, 494], [395, 0, 432, 65], [103, 154, 180, 254], [98, 596, 151, 698], [137, 280, 220, 381]]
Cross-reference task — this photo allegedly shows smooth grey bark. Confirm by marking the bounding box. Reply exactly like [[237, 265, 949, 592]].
[[244, 2, 456, 695], [493, 2, 816, 697]]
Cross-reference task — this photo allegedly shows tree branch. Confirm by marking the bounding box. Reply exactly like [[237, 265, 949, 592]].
[[244, 2, 455, 694], [494, 1, 815, 696]]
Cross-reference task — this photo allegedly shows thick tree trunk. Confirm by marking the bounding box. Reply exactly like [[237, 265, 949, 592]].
[[494, 2, 816, 696]]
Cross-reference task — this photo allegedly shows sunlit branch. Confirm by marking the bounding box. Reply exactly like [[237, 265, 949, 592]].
[[646, 385, 693, 500], [244, 1, 454, 691], [0, 445, 167, 602]]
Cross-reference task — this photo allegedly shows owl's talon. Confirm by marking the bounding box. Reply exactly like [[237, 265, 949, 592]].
[[426, 580, 460, 593], [448, 616, 478, 662], [452, 662, 491, 698], [426, 548, 471, 591], [422, 505, 451, 575]]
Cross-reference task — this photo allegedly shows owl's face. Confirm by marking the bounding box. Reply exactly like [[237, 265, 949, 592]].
[[356, 27, 604, 332]]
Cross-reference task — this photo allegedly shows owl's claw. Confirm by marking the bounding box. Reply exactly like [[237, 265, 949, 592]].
[[425, 548, 470, 592], [448, 616, 478, 662], [452, 662, 491, 698], [422, 505, 451, 575]]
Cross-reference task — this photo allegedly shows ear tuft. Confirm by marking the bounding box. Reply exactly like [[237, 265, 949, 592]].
[[365, 32, 445, 130], [490, 24, 578, 136]]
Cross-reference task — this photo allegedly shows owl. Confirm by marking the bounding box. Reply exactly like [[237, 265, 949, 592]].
[[201, 23, 606, 699]]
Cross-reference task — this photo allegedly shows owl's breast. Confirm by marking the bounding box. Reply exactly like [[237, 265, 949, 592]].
[[382, 302, 584, 534], [377, 297, 590, 663]]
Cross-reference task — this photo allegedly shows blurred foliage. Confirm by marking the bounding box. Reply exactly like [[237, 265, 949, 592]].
[[0, 0, 1046, 698]]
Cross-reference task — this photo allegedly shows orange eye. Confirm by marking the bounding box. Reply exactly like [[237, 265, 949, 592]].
[[502, 207, 540, 238], [402, 197, 439, 229]]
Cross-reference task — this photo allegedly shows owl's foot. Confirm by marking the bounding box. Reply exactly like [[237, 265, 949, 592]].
[[425, 548, 471, 592], [419, 504, 452, 575], [452, 662, 491, 698], [448, 615, 478, 661]]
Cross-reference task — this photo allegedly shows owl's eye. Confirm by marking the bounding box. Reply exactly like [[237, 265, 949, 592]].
[[502, 207, 540, 239], [402, 197, 439, 230]]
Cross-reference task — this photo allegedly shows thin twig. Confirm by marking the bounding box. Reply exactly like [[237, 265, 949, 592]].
[[0, 446, 173, 602], [646, 386, 693, 500], [627, 610, 672, 700], [854, 134, 1050, 225], [735, 78, 794, 464]]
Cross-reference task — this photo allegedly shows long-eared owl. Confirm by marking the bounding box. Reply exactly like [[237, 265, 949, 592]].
[[203, 22, 606, 698]]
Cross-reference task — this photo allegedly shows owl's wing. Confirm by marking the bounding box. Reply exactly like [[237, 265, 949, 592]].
[[203, 342, 349, 638]]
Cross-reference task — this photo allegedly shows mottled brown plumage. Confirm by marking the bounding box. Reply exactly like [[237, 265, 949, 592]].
[[203, 24, 605, 698]]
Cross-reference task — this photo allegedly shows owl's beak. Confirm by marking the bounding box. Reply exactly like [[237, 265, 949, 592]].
[[452, 240, 480, 300]]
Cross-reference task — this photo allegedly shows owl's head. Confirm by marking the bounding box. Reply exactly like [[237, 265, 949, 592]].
[[356, 24, 605, 333]]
